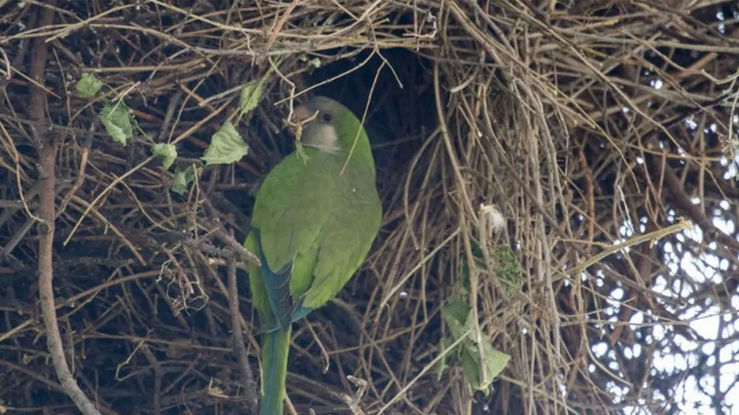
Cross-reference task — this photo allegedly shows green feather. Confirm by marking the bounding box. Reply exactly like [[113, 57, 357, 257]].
[[259, 327, 290, 415], [246, 96, 382, 415]]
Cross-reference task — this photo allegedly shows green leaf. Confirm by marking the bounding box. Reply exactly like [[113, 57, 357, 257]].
[[435, 337, 453, 382], [434, 337, 450, 382], [99, 102, 134, 146], [438, 290, 510, 393], [481, 343, 510, 383], [441, 293, 471, 340], [460, 342, 510, 394], [494, 246, 524, 295], [75, 73, 103, 98], [152, 143, 177, 170], [172, 165, 198, 195], [201, 121, 248, 166], [237, 81, 263, 121]]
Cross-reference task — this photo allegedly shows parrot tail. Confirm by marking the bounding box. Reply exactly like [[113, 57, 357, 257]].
[[260, 327, 291, 415]]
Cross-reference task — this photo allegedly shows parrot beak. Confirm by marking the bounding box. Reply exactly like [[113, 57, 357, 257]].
[[291, 105, 312, 124], [288, 104, 320, 143]]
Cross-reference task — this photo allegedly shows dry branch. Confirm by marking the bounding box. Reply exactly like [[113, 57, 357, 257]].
[[0, 1, 737, 414]]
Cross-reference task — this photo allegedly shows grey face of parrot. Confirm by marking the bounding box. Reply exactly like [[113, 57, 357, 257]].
[[302, 122, 340, 153], [292, 97, 342, 154]]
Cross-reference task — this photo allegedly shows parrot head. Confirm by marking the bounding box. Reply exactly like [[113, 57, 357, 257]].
[[292, 96, 366, 155]]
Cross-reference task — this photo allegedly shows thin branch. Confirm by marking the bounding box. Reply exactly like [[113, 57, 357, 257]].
[[227, 257, 259, 413], [30, 3, 102, 414]]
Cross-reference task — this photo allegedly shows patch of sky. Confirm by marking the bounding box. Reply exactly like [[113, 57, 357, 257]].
[[686, 116, 698, 129], [592, 341, 608, 357], [688, 308, 720, 340]]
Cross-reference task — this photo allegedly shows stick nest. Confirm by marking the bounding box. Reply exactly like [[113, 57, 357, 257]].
[[1, 1, 738, 414]]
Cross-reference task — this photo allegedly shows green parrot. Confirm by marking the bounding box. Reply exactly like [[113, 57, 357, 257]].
[[244, 96, 382, 415]]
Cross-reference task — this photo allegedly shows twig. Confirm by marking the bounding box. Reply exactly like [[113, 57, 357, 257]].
[[212, 223, 262, 266], [29, 3, 102, 414], [567, 220, 693, 278], [341, 376, 369, 415], [141, 346, 162, 415], [227, 257, 259, 413]]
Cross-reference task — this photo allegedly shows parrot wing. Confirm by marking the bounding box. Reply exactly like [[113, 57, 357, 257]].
[[250, 152, 328, 328], [301, 163, 383, 309]]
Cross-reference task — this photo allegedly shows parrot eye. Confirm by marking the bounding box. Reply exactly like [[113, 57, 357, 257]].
[[321, 112, 333, 123]]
